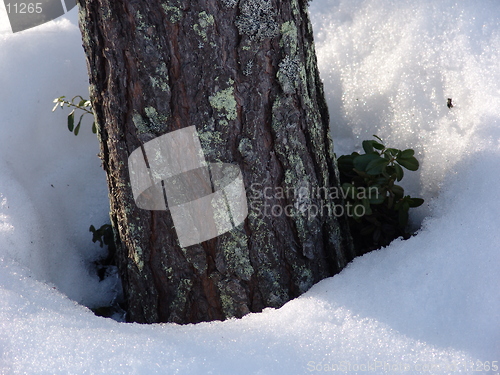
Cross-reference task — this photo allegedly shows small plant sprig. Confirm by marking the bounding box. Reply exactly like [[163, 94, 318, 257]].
[[52, 95, 96, 135], [89, 223, 114, 249], [89, 223, 116, 279], [337, 135, 424, 253]]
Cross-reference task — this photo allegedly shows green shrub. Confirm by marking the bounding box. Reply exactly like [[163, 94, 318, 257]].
[[337, 135, 424, 253]]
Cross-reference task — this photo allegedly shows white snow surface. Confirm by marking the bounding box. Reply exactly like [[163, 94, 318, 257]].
[[0, 1, 499, 374]]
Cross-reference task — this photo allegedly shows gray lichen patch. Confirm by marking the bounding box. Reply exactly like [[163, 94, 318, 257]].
[[290, 0, 303, 18], [132, 108, 168, 134], [280, 21, 298, 57], [132, 112, 148, 134], [257, 267, 289, 307], [183, 245, 208, 274], [292, 264, 314, 294], [79, 7, 94, 49], [217, 279, 250, 318], [270, 91, 325, 261], [209, 85, 237, 121], [135, 10, 152, 41], [193, 11, 215, 42], [219, 0, 237, 7], [238, 137, 256, 162], [168, 278, 193, 322], [277, 56, 301, 95], [150, 62, 170, 92], [219, 228, 253, 281], [235, 0, 279, 40], [242, 59, 254, 76]]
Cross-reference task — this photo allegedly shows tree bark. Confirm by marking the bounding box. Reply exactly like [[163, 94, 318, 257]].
[[78, 0, 356, 324]]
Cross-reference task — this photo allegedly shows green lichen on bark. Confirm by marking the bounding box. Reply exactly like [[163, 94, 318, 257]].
[[161, 4, 183, 23], [135, 10, 151, 40], [193, 11, 215, 42], [198, 127, 226, 161], [185, 245, 208, 274], [132, 108, 168, 134], [276, 21, 301, 94], [209, 85, 237, 122], [217, 278, 250, 318], [280, 21, 298, 56], [132, 245, 144, 271], [257, 266, 289, 307], [78, 7, 94, 49], [145, 106, 168, 130], [150, 62, 170, 92]]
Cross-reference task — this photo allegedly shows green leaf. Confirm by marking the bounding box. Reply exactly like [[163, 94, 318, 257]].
[[394, 163, 404, 181], [385, 165, 396, 176], [367, 185, 385, 204], [372, 141, 385, 150], [374, 176, 389, 186], [353, 152, 380, 172], [399, 149, 415, 159], [353, 203, 366, 219], [387, 194, 394, 209], [341, 183, 356, 200], [391, 184, 405, 198], [365, 157, 389, 175], [353, 169, 370, 179], [369, 193, 385, 205], [362, 140, 375, 154], [408, 197, 424, 208], [92, 122, 97, 134], [397, 156, 419, 171], [337, 154, 356, 173], [67, 111, 75, 132], [74, 122, 81, 136], [398, 208, 409, 228], [361, 198, 372, 215], [385, 148, 400, 157], [72, 95, 84, 103]]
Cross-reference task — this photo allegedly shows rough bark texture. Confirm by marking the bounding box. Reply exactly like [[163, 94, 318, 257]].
[[78, 0, 356, 324]]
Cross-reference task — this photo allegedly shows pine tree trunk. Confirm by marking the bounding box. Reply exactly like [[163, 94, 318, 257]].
[[77, 0, 356, 324]]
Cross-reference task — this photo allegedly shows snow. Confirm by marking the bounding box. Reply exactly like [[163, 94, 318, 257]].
[[0, 1, 499, 374]]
